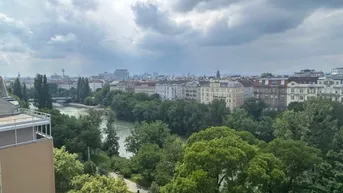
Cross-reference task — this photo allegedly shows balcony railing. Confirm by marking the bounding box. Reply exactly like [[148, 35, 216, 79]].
[[0, 109, 52, 149]]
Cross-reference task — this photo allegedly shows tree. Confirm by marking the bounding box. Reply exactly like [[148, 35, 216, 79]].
[[34, 74, 52, 109], [133, 144, 164, 182], [243, 98, 268, 120], [274, 98, 338, 152], [54, 146, 84, 193], [103, 122, 120, 157], [163, 127, 285, 193], [22, 83, 28, 102], [208, 99, 229, 126], [265, 138, 323, 192], [68, 174, 129, 193], [149, 181, 160, 193], [13, 77, 22, 99], [287, 101, 304, 112], [125, 121, 170, 154]]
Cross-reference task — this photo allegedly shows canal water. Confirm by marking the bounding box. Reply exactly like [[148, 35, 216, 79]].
[[36, 103, 134, 158]]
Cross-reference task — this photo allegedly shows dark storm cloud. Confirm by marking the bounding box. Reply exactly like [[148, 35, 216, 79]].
[[133, 0, 343, 47], [132, 1, 190, 35], [173, 0, 343, 12], [173, 0, 243, 12], [135, 32, 184, 53]]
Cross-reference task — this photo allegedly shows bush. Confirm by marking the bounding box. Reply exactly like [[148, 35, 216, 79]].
[[84, 161, 97, 175], [111, 156, 131, 171], [120, 166, 132, 178]]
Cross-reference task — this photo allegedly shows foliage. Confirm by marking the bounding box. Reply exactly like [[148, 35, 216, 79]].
[[109, 92, 229, 136], [265, 138, 323, 192], [68, 174, 129, 193], [54, 147, 84, 193], [76, 77, 91, 103], [125, 121, 170, 154], [149, 181, 160, 193], [42, 108, 102, 160], [242, 98, 268, 120], [163, 127, 285, 193], [84, 161, 97, 175], [102, 122, 120, 157], [34, 74, 53, 109], [274, 98, 338, 152], [133, 144, 164, 182], [13, 77, 22, 99], [226, 108, 275, 142]]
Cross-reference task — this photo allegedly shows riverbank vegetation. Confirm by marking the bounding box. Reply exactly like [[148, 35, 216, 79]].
[[9, 79, 343, 192]]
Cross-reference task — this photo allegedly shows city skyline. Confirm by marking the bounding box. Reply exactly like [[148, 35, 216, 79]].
[[1, 1, 343, 77]]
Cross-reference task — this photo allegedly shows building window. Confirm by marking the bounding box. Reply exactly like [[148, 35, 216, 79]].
[[300, 96, 304, 100], [265, 80, 269, 85], [291, 88, 294, 93], [300, 89, 303, 93], [291, 96, 295, 100], [281, 80, 285, 85]]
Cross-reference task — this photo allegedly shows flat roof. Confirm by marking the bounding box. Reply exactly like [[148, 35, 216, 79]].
[[0, 113, 50, 132]]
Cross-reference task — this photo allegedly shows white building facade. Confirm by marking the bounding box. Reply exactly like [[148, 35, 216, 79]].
[[286, 77, 320, 106], [181, 81, 201, 101], [89, 81, 104, 91], [200, 80, 244, 110], [155, 81, 183, 100]]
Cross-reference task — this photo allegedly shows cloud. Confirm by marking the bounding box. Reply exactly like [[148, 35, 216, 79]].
[[1, 0, 343, 76], [49, 33, 77, 44], [132, 1, 190, 35]]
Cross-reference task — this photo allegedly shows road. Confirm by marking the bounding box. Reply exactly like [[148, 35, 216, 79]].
[[109, 173, 148, 193]]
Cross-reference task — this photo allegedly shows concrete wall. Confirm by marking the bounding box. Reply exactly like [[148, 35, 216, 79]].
[[0, 127, 36, 147], [0, 139, 55, 193]]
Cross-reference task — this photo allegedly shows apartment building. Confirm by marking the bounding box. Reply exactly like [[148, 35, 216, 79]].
[[155, 81, 184, 100], [89, 80, 104, 91], [134, 81, 156, 95], [200, 80, 244, 110], [331, 67, 343, 76], [0, 98, 55, 193], [317, 76, 343, 102], [181, 81, 201, 101], [238, 79, 254, 99], [114, 69, 129, 81], [287, 77, 320, 106], [110, 81, 134, 92], [293, 69, 324, 77], [253, 77, 288, 110]]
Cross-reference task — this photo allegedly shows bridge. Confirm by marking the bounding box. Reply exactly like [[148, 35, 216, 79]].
[[28, 97, 73, 103]]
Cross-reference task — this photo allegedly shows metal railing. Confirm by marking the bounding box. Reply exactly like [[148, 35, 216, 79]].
[[0, 109, 51, 130]]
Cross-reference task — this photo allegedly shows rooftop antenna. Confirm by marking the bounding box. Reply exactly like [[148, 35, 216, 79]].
[[62, 69, 65, 79]]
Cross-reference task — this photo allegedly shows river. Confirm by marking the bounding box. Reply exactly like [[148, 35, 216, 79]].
[[52, 103, 134, 158]]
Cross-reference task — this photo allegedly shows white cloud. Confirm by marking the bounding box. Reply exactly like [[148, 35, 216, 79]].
[[49, 33, 77, 43]]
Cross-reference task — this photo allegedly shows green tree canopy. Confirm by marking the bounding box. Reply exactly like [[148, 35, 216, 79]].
[[54, 146, 84, 193], [163, 127, 285, 193], [68, 174, 129, 193]]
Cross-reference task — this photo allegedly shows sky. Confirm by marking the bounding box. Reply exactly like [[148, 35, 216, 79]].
[[0, 0, 343, 77]]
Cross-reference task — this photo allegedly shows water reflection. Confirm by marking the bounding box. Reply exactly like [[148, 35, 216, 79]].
[[30, 103, 134, 158]]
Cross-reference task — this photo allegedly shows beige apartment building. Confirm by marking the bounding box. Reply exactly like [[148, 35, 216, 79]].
[[200, 80, 244, 110], [0, 79, 55, 193], [134, 81, 156, 95]]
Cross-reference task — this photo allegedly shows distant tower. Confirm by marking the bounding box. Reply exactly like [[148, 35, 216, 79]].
[[216, 70, 220, 79], [62, 69, 65, 79], [18, 73, 21, 79]]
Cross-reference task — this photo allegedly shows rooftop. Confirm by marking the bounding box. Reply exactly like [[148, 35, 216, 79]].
[[0, 109, 51, 132]]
